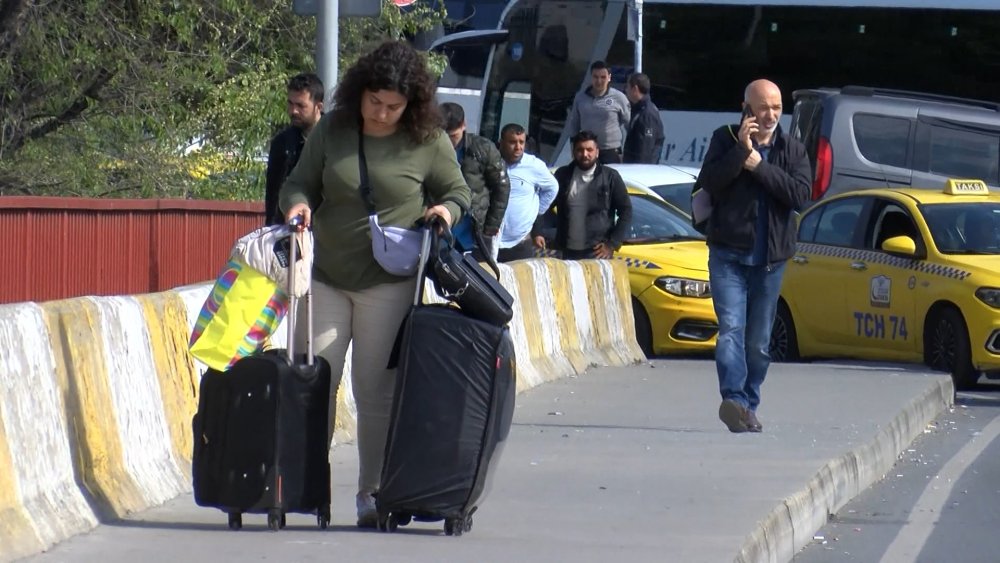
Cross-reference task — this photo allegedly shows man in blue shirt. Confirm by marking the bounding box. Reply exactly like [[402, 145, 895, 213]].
[[495, 123, 558, 262]]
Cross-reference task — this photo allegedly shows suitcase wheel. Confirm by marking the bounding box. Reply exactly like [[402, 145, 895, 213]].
[[227, 512, 242, 531], [444, 516, 472, 537], [318, 506, 330, 530], [444, 518, 462, 537], [267, 509, 282, 532], [376, 512, 398, 532]]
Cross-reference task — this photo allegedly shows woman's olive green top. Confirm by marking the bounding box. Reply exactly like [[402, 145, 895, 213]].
[[279, 115, 471, 291]]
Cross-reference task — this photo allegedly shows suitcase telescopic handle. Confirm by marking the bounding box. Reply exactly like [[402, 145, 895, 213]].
[[413, 226, 433, 307], [286, 216, 314, 367]]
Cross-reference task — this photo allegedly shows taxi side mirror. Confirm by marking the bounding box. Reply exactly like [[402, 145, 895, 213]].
[[881, 235, 918, 257]]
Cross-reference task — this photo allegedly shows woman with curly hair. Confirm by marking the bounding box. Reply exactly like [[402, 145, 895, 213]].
[[279, 40, 471, 528]]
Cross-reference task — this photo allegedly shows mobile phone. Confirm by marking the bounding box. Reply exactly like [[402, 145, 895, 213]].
[[742, 105, 754, 120]]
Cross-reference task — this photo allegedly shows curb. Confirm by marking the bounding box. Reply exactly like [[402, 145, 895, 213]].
[[734, 375, 955, 563]]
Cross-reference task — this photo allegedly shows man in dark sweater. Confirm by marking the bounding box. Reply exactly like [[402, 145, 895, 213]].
[[623, 73, 665, 164], [264, 73, 324, 225], [696, 79, 811, 434]]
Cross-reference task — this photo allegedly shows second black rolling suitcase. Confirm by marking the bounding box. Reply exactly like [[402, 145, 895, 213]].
[[376, 228, 516, 536], [192, 224, 332, 530]]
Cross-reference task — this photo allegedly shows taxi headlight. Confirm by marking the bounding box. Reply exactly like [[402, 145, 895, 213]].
[[975, 287, 1000, 309], [655, 277, 711, 298]]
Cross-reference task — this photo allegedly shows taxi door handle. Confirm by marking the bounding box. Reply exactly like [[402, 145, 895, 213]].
[[792, 255, 808, 264], [850, 261, 868, 271]]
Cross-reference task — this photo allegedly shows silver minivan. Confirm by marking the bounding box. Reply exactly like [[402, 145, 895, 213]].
[[790, 86, 1000, 202]]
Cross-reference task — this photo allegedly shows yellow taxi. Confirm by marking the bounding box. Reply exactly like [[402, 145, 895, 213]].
[[618, 188, 715, 356], [771, 179, 1000, 389]]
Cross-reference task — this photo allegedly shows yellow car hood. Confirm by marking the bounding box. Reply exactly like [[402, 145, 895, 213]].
[[937, 255, 1000, 279], [616, 240, 709, 276]]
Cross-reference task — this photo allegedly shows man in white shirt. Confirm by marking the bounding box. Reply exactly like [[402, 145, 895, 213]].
[[496, 123, 558, 262]]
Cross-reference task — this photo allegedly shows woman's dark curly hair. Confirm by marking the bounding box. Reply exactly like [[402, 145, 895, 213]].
[[331, 40, 442, 144]]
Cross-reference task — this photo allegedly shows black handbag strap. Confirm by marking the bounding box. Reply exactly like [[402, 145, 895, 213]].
[[357, 130, 377, 215], [430, 209, 503, 282]]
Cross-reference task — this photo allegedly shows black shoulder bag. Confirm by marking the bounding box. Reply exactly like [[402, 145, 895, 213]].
[[428, 214, 514, 327]]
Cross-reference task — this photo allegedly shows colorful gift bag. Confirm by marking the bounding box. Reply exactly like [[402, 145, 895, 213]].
[[189, 257, 289, 372]]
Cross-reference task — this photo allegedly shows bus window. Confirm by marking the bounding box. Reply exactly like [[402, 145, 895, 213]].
[[641, 3, 1000, 113], [496, 81, 532, 141], [480, 0, 627, 163], [443, 0, 508, 33]]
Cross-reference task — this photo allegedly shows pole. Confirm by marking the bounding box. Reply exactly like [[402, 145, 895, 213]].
[[316, 0, 339, 108], [634, 0, 643, 73]]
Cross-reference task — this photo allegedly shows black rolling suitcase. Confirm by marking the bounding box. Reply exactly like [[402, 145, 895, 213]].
[[192, 225, 332, 531], [376, 228, 516, 536]]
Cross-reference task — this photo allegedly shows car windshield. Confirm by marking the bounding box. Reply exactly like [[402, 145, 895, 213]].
[[625, 194, 705, 244], [650, 182, 696, 215], [920, 203, 1000, 254]]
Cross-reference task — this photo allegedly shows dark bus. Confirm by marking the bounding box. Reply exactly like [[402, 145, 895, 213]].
[[433, 0, 1000, 166]]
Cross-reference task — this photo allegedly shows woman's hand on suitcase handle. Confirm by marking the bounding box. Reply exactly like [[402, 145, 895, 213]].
[[286, 203, 311, 231], [423, 204, 452, 231]]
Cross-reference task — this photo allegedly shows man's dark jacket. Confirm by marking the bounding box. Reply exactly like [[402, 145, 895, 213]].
[[696, 124, 811, 262], [457, 133, 510, 235], [623, 97, 665, 164], [533, 162, 632, 251], [264, 126, 306, 226]]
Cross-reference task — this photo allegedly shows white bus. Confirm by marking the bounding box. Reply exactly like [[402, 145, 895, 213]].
[[433, 0, 1000, 166]]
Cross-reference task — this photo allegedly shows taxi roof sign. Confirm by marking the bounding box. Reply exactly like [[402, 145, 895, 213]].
[[944, 179, 990, 195]]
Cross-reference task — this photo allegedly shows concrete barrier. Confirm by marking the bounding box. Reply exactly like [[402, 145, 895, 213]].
[[0, 302, 97, 560], [0, 257, 642, 561]]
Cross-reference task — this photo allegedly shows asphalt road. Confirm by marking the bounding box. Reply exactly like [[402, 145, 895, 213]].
[[794, 380, 1000, 563], [23, 359, 949, 563]]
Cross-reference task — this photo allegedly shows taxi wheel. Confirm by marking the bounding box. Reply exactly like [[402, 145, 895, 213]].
[[632, 298, 654, 358], [769, 301, 799, 362], [926, 308, 978, 390]]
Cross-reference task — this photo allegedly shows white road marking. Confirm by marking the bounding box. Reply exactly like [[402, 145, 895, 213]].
[[878, 411, 1000, 563]]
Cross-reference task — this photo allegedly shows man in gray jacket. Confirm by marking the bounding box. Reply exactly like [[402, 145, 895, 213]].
[[566, 61, 631, 164]]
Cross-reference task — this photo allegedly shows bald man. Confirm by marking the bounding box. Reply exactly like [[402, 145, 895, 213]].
[[694, 79, 811, 433]]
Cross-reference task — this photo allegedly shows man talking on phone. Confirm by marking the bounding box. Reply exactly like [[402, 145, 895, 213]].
[[695, 79, 811, 433]]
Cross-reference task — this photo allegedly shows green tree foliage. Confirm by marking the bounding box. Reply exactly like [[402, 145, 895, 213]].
[[0, 0, 447, 199]]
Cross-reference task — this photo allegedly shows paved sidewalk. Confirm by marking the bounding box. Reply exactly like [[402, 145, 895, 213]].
[[28, 359, 952, 563]]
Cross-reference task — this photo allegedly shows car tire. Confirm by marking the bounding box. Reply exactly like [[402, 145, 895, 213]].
[[632, 298, 653, 358], [769, 300, 800, 362], [925, 307, 978, 390]]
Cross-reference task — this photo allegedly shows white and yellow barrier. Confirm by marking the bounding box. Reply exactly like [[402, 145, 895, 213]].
[[0, 258, 641, 561]]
